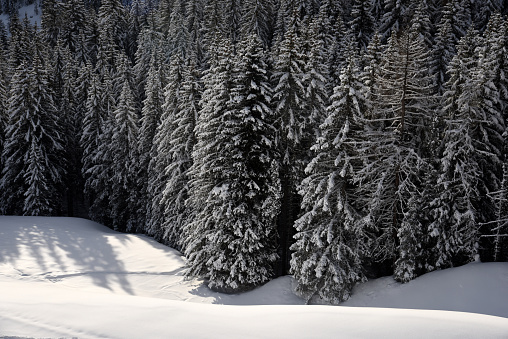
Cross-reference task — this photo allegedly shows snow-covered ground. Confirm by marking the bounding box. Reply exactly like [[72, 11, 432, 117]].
[[0, 3, 42, 32], [1, 216, 507, 338]]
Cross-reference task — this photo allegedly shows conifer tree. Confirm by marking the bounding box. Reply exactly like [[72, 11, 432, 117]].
[[1, 57, 65, 215], [110, 78, 139, 232], [379, 0, 412, 42], [440, 0, 471, 47], [185, 34, 280, 292], [133, 14, 162, 105], [491, 162, 508, 262], [167, 0, 189, 57], [411, 0, 434, 49], [160, 56, 201, 248], [60, 0, 91, 59], [361, 32, 383, 118], [240, 0, 274, 48], [0, 46, 7, 174], [291, 51, 367, 304], [185, 0, 206, 67], [472, 0, 502, 33], [349, 0, 375, 51], [41, 0, 62, 47], [473, 16, 507, 260], [429, 29, 485, 269], [432, 14, 455, 95], [145, 53, 185, 242], [370, 0, 384, 23], [184, 35, 236, 282], [303, 14, 330, 151], [356, 24, 435, 279], [81, 70, 116, 225], [137, 52, 164, 235], [271, 9, 308, 275]]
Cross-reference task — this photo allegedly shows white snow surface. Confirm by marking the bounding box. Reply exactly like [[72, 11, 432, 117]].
[[0, 3, 42, 32], [0, 216, 507, 338]]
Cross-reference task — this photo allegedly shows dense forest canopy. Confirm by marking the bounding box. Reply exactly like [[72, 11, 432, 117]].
[[0, 0, 507, 302]]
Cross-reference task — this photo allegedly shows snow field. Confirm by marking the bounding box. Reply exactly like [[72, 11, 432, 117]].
[[1, 216, 508, 338]]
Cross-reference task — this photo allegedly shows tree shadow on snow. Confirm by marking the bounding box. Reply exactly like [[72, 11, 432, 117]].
[[0, 216, 133, 294]]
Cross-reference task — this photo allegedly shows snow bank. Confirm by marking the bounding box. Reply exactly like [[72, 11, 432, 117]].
[[1, 216, 508, 338]]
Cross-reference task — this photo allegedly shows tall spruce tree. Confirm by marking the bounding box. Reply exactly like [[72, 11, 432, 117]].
[[0, 45, 7, 175], [1, 56, 65, 215], [240, 0, 274, 48], [110, 77, 139, 232], [138, 52, 165, 235], [146, 52, 185, 242], [349, 0, 375, 51], [291, 50, 367, 304], [271, 9, 308, 275], [378, 0, 412, 42], [356, 24, 435, 280], [432, 14, 456, 95], [184, 34, 281, 292], [184, 35, 236, 284], [159, 55, 201, 248], [428, 29, 486, 269]]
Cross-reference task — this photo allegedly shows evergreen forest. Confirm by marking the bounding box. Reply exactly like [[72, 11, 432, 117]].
[[0, 0, 508, 303]]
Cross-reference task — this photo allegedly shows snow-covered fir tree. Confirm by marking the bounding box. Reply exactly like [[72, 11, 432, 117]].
[[1, 55, 65, 215], [184, 34, 281, 292], [291, 49, 367, 304], [355, 23, 435, 280], [110, 73, 139, 232], [137, 52, 165, 236], [159, 55, 201, 249], [428, 29, 489, 269], [378, 0, 412, 42], [271, 9, 308, 274], [0, 45, 7, 175], [240, 0, 274, 48], [146, 52, 185, 243], [348, 0, 375, 51], [432, 13, 456, 95]]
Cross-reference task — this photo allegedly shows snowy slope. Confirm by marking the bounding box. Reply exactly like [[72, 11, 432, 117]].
[[1, 216, 508, 338], [0, 3, 42, 32]]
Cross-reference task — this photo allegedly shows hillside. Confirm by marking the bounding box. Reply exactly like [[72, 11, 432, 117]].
[[1, 216, 507, 338]]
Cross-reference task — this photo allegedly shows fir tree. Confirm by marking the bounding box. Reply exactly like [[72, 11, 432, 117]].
[[432, 14, 455, 95], [0, 45, 7, 174], [110, 78, 139, 232], [137, 52, 164, 235], [429, 29, 485, 269], [160, 56, 201, 248], [146, 53, 185, 242], [379, 0, 412, 42], [473, 16, 507, 260], [240, 0, 274, 48], [356, 25, 435, 279], [1, 57, 65, 215], [472, 0, 502, 33], [81, 71, 116, 225], [291, 51, 367, 304], [185, 34, 280, 292], [411, 0, 433, 49], [271, 10, 308, 275], [361, 32, 383, 118], [490, 162, 508, 262], [349, 0, 375, 51], [184, 35, 236, 282], [303, 14, 331, 152]]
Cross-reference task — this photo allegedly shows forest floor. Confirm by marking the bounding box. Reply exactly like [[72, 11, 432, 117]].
[[1, 216, 507, 338]]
